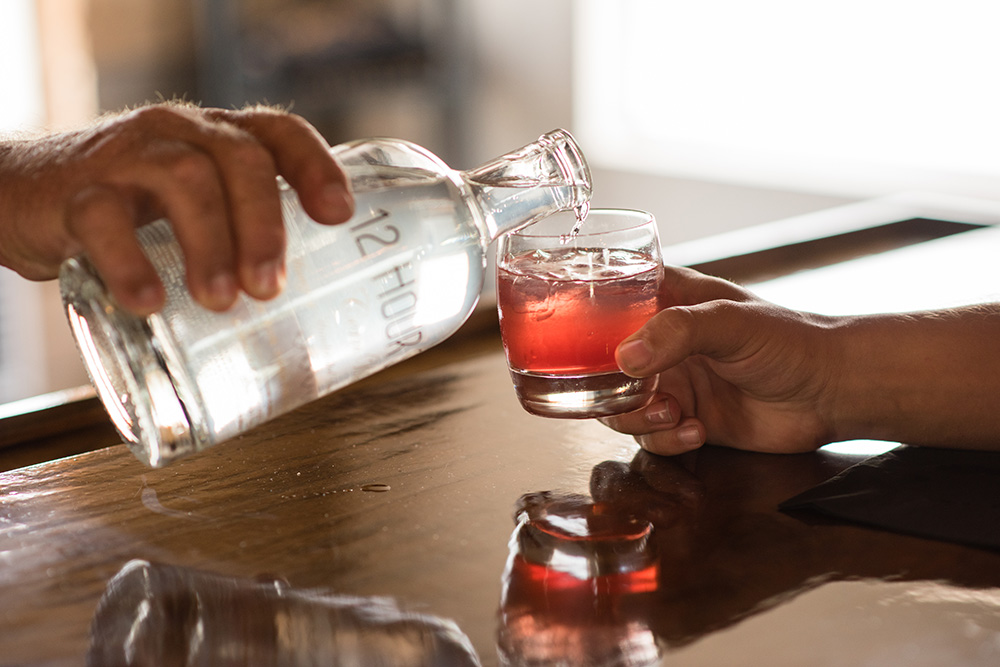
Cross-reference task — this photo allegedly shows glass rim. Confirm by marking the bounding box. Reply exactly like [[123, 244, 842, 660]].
[[510, 207, 655, 240]]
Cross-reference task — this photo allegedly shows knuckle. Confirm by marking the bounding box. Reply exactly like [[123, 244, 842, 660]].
[[164, 150, 218, 187], [127, 102, 191, 130], [228, 140, 277, 177], [267, 111, 318, 143], [128, 104, 168, 125], [222, 105, 304, 129], [704, 298, 747, 328], [91, 104, 199, 158], [649, 306, 694, 346], [270, 109, 308, 130]]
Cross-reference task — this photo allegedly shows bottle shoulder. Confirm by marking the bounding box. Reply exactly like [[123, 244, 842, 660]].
[[331, 138, 452, 175]]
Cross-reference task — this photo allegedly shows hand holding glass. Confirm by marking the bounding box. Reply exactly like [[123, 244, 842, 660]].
[[497, 209, 664, 418]]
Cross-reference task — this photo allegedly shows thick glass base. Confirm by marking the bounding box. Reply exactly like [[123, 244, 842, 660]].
[[59, 257, 198, 467], [509, 369, 657, 419]]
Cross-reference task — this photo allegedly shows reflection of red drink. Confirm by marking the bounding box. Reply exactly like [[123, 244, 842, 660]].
[[513, 500, 660, 596], [498, 494, 661, 665], [509, 554, 659, 598], [498, 246, 662, 418]]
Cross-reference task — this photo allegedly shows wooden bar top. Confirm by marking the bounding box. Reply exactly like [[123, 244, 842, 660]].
[[4, 318, 1000, 665], [4, 193, 1000, 665]]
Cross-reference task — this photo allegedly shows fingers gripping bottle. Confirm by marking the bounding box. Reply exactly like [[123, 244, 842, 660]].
[[60, 130, 592, 467]]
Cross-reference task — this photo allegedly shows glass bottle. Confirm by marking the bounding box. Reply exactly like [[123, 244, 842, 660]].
[[88, 560, 482, 667], [60, 130, 591, 467]]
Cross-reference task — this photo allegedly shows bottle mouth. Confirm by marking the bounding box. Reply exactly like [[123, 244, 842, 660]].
[[508, 207, 655, 240], [538, 129, 594, 212], [60, 257, 196, 467]]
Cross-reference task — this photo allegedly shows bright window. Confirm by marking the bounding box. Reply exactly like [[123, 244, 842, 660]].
[[574, 0, 1000, 199]]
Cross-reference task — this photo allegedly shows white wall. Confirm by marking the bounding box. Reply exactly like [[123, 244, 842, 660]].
[[0, 1, 66, 402], [0, 0, 93, 403]]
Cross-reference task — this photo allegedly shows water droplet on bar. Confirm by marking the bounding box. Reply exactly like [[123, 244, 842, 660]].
[[361, 483, 391, 493]]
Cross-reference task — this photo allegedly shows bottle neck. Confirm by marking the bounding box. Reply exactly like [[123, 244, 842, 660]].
[[461, 129, 593, 242]]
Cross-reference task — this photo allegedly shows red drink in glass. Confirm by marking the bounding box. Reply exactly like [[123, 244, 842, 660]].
[[497, 210, 663, 418], [498, 247, 661, 374]]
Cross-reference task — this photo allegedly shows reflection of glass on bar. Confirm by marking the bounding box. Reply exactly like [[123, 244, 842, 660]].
[[88, 560, 481, 666], [498, 492, 661, 666]]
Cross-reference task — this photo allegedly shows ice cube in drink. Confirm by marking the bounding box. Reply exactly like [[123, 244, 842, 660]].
[[497, 246, 662, 418]]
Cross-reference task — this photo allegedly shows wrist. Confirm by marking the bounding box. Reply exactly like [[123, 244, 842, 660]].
[[824, 306, 1000, 448], [822, 314, 899, 444]]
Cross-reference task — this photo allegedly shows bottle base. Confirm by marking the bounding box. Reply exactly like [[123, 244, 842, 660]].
[[60, 258, 197, 467], [509, 369, 657, 419]]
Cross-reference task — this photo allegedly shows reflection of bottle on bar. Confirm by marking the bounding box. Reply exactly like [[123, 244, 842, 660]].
[[497, 492, 661, 666], [87, 560, 482, 667]]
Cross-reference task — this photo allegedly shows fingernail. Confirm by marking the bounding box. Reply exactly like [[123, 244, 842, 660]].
[[645, 401, 674, 425], [131, 284, 164, 315], [252, 260, 284, 298], [322, 182, 354, 222], [678, 424, 703, 449], [208, 272, 237, 306], [618, 338, 653, 374]]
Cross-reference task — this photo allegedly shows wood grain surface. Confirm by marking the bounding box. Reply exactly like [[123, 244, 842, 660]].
[[3, 323, 1000, 665], [5, 200, 1000, 665]]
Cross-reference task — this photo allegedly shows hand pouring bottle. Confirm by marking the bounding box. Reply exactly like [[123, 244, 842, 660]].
[[59, 130, 592, 467]]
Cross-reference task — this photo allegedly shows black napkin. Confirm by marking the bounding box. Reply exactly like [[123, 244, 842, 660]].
[[779, 445, 1000, 552]]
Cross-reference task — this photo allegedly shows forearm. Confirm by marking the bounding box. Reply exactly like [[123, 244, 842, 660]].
[[0, 137, 40, 272], [0, 131, 80, 280], [828, 304, 1000, 449]]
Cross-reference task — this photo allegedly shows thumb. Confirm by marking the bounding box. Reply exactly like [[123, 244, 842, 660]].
[[616, 299, 752, 377]]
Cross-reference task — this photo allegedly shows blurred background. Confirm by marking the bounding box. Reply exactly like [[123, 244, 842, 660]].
[[2, 0, 999, 403]]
